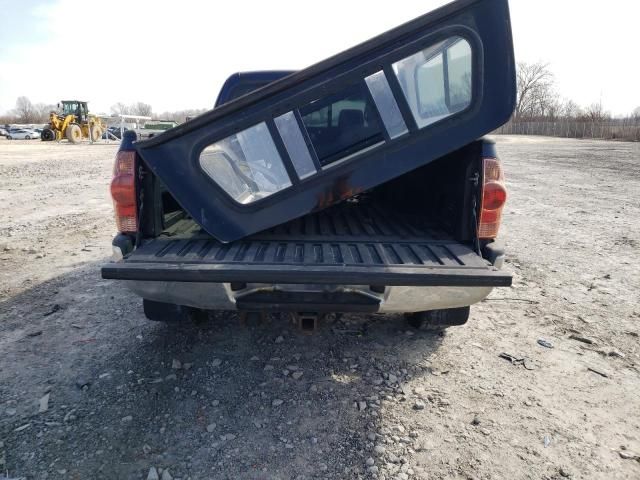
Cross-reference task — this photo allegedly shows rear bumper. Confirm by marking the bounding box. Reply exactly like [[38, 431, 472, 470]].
[[105, 235, 508, 313], [123, 280, 494, 314]]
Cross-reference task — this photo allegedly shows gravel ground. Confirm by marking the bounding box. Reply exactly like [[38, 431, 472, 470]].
[[0, 136, 639, 480]]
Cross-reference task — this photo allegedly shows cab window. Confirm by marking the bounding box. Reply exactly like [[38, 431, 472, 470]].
[[63, 102, 78, 116]]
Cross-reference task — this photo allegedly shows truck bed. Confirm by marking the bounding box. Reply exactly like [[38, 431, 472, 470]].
[[103, 202, 510, 287]]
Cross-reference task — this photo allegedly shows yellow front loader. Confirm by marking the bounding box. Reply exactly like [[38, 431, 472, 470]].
[[41, 100, 105, 144]]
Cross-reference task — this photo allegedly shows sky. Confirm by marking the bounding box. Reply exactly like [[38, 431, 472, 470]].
[[0, 0, 638, 117]]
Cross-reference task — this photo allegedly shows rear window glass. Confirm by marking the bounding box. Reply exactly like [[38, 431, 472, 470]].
[[300, 82, 384, 166], [199, 122, 291, 204], [393, 36, 472, 128]]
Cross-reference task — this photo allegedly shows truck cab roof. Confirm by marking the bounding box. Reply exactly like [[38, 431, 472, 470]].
[[215, 71, 296, 108]]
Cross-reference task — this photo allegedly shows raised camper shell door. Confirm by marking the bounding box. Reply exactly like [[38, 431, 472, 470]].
[[135, 0, 516, 243]]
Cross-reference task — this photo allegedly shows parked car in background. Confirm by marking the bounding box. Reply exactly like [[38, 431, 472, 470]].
[[6, 129, 39, 140], [0, 127, 7, 137]]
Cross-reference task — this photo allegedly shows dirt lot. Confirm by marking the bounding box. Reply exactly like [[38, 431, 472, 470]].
[[0, 136, 639, 480]]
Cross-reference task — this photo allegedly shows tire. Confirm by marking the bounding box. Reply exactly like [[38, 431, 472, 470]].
[[41, 128, 56, 141], [66, 124, 82, 144], [6, 136, 12, 140], [90, 126, 102, 142], [25, 135, 32, 140], [406, 306, 470, 331], [143, 299, 203, 322]]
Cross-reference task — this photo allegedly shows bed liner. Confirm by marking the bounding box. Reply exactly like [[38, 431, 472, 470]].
[[102, 203, 511, 287]]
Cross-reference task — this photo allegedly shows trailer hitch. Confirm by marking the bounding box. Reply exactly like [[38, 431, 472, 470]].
[[290, 312, 320, 334]]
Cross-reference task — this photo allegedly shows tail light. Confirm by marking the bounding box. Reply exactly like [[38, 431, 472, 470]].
[[478, 157, 507, 239], [110, 150, 137, 233]]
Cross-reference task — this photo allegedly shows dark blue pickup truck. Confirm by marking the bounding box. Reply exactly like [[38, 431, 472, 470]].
[[102, 0, 516, 330]]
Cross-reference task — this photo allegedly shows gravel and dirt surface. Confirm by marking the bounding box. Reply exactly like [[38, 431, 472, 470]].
[[0, 136, 639, 480]]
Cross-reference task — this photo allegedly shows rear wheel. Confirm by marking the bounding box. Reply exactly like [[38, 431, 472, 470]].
[[406, 306, 470, 331], [90, 126, 102, 142], [6, 136, 12, 140], [41, 128, 56, 141], [66, 124, 82, 144]]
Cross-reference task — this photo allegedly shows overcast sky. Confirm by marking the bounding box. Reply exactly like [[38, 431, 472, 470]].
[[0, 0, 638, 116]]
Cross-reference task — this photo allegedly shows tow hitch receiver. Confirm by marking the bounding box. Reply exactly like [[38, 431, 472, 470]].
[[291, 312, 320, 334]]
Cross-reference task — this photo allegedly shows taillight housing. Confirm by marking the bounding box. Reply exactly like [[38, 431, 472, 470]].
[[478, 157, 507, 239], [110, 150, 137, 233]]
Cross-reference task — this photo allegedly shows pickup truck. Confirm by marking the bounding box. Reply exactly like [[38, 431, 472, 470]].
[[102, 0, 516, 330]]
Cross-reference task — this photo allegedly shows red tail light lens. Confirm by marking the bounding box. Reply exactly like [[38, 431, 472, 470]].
[[110, 150, 137, 233], [482, 182, 507, 210], [478, 157, 506, 239]]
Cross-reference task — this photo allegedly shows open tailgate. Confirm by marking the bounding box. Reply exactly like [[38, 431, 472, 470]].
[[103, 205, 511, 287], [134, 0, 516, 243]]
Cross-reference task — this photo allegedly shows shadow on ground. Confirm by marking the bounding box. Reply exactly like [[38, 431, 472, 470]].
[[1, 261, 444, 479]]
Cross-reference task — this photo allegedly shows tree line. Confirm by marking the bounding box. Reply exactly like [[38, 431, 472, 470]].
[[0, 97, 207, 125], [0, 96, 57, 124], [109, 102, 207, 124], [515, 61, 640, 122], [3, 65, 639, 131], [498, 62, 640, 141]]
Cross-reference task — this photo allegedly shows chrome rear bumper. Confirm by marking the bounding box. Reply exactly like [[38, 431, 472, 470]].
[[124, 280, 493, 313], [121, 241, 506, 314]]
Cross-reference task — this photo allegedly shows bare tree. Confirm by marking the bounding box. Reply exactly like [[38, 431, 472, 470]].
[[515, 62, 555, 119], [495, 63, 640, 140], [559, 99, 582, 119], [1, 100, 54, 125], [110, 102, 153, 118], [538, 92, 561, 119], [110, 102, 130, 116], [585, 101, 609, 122], [33, 103, 57, 123], [13, 96, 38, 123], [131, 102, 153, 117]]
